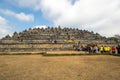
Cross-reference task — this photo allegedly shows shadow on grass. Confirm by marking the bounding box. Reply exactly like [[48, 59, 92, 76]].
[[0, 52, 46, 55], [42, 53, 120, 57], [0, 52, 120, 57]]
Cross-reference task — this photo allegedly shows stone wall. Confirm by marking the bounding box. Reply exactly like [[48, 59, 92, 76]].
[[0, 27, 117, 52], [0, 43, 74, 52]]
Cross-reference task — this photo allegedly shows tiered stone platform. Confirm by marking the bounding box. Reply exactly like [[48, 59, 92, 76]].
[[0, 26, 116, 52]]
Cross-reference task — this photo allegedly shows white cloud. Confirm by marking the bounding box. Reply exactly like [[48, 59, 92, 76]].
[[7, 0, 120, 37], [0, 16, 12, 38], [0, 16, 8, 25], [40, 0, 120, 37], [0, 9, 34, 22], [32, 25, 47, 29], [15, 13, 34, 22]]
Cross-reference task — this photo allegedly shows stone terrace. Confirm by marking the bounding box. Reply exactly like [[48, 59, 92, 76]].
[[0, 26, 116, 52]]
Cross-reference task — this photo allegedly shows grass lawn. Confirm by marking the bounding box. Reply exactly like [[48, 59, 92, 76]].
[[0, 55, 120, 80]]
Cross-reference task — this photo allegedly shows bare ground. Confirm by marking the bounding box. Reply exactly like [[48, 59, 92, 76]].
[[0, 55, 120, 80]]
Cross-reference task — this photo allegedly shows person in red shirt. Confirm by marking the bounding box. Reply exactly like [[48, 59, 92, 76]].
[[111, 46, 116, 54]]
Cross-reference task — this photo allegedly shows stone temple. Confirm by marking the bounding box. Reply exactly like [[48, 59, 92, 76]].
[[0, 26, 116, 52]]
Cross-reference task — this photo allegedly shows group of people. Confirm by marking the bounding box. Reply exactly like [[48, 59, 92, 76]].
[[73, 42, 120, 54]]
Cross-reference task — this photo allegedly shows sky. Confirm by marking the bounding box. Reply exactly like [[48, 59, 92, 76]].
[[0, 0, 120, 38]]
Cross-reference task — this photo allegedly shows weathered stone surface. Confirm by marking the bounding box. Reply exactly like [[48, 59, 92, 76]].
[[0, 26, 116, 52]]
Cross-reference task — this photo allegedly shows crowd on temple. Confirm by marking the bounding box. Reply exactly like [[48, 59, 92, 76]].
[[73, 42, 120, 54]]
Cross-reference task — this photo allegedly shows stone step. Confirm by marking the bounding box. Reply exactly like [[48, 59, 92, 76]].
[[0, 48, 74, 52]]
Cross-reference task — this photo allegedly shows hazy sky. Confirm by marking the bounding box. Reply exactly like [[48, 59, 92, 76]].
[[0, 0, 120, 38]]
